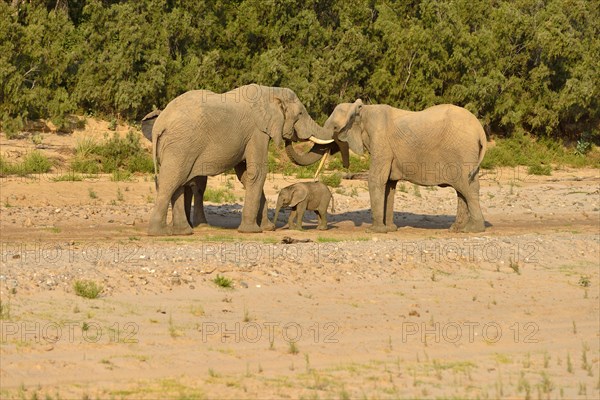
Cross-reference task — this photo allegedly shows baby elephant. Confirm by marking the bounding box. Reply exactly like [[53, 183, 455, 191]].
[[274, 182, 334, 230]]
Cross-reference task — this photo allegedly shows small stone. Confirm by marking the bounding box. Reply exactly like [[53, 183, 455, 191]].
[[240, 281, 249, 288]]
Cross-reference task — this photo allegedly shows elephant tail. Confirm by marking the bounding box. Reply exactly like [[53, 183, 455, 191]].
[[142, 110, 162, 190], [468, 127, 487, 182], [330, 195, 335, 213], [152, 126, 164, 191]]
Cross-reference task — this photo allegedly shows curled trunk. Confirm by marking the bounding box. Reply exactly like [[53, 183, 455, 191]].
[[285, 133, 350, 168]]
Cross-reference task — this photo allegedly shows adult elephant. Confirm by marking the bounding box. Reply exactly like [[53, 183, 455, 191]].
[[324, 100, 487, 233], [142, 110, 208, 228], [146, 85, 341, 235]]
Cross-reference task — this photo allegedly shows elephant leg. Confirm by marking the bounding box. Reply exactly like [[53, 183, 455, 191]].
[[384, 180, 398, 232], [316, 209, 328, 230], [192, 176, 208, 227], [149, 162, 188, 236], [367, 165, 391, 233], [257, 191, 275, 231], [292, 202, 307, 230], [171, 186, 193, 235], [450, 190, 469, 232], [235, 161, 271, 232], [237, 151, 267, 233], [184, 185, 193, 227], [287, 208, 297, 229], [462, 179, 485, 232]]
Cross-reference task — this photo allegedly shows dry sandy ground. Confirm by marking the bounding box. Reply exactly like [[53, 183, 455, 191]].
[[0, 126, 599, 399]]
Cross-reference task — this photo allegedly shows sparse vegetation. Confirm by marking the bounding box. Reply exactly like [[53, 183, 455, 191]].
[[509, 259, 521, 275], [288, 340, 299, 355], [481, 134, 599, 171], [527, 163, 552, 176], [52, 172, 83, 182], [578, 275, 591, 287], [204, 187, 236, 203], [413, 184, 422, 198], [70, 132, 153, 174], [0, 152, 53, 176], [212, 275, 233, 289], [320, 172, 342, 188], [73, 280, 103, 299], [0, 299, 10, 320]]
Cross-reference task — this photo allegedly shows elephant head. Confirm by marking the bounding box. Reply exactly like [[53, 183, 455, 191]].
[[273, 185, 307, 228], [250, 86, 332, 147], [252, 87, 350, 168], [323, 99, 366, 156]]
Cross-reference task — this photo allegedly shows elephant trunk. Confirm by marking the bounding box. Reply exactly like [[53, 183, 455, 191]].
[[285, 137, 350, 168], [285, 140, 332, 166], [295, 114, 333, 142]]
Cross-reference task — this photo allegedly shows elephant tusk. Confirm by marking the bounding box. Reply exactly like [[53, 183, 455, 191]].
[[308, 136, 334, 145], [313, 149, 330, 181]]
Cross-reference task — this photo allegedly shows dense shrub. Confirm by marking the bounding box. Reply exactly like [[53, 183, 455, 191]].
[[1, 0, 598, 144]]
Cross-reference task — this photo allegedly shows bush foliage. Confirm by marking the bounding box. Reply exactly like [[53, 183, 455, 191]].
[[70, 131, 154, 174], [1, 0, 598, 144]]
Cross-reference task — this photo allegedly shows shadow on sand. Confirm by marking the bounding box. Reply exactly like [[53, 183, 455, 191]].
[[195, 205, 492, 231]]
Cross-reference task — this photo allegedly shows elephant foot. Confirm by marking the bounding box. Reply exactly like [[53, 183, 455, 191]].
[[449, 222, 465, 232], [289, 225, 304, 231], [238, 223, 262, 233], [317, 225, 328, 231], [366, 224, 389, 233], [385, 224, 398, 232], [192, 222, 209, 228], [172, 224, 193, 235], [260, 221, 276, 232], [148, 224, 172, 236], [463, 220, 485, 233]]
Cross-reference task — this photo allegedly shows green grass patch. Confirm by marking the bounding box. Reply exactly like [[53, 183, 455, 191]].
[[212, 274, 233, 289], [481, 133, 600, 170], [52, 172, 83, 181], [70, 131, 153, 174], [73, 280, 103, 299], [204, 187, 236, 203], [320, 172, 342, 188], [316, 236, 343, 243], [527, 163, 552, 176], [0, 151, 53, 176]]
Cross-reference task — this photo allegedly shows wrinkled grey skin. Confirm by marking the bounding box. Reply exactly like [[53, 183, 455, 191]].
[[274, 182, 334, 230], [324, 100, 487, 233], [147, 85, 336, 235], [142, 110, 208, 228]]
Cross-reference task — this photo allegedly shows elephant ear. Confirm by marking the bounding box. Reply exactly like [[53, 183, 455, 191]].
[[251, 96, 285, 147], [337, 99, 364, 155], [289, 185, 308, 207], [141, 109, 161, 141]]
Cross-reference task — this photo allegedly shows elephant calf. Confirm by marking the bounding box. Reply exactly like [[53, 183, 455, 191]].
[[274, 182, 334, 230]]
